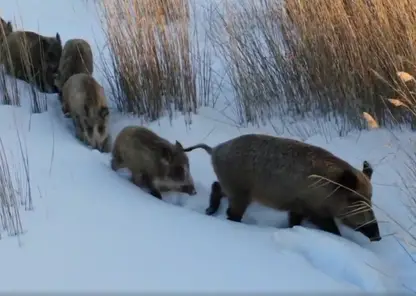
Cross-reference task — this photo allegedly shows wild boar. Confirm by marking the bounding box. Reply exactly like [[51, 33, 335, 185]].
[[111, 125, 197, 199], [61, 73, 111, 153], [184, 134, 381, 242]]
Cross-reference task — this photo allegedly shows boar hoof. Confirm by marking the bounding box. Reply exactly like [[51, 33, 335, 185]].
[[149, 189, 163, 200], [205, 207, 217, 216]]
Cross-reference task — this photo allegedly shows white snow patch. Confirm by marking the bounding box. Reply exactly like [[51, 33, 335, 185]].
[[0, 0, 414, 293]]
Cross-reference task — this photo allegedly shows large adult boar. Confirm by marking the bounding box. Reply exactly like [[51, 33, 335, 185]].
[[111, 125, 197, 200], [184, 134, 381, 242], [1, 30, 62, 93], [55, 38, 93, 93], [61, 73, 111, 153]]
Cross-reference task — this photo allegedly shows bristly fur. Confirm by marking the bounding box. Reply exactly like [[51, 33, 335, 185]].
[[111, 126, 197, 199], [183, 134, 381, 242], [61, 73, 111, 153], [55, 38, 93, 93], [0, 30, 62, 93]]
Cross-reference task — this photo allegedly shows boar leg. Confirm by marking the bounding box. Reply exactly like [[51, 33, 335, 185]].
[[50, 82, 60, 94], [308, 214, 341, 236], [226, 191, 250, 223], [61, 99, 70, 116], [99, 136, 112, 153], [62, 106, 71, 117], [130, 173, 143, 186], [73, 116, 86, 144], [110, 150, 123, 171], [205, 181, 224, 215], [288, 212, 305, 227], [140, 173, 163, 200], [59, 88, 69, 115], [37, 71, 48, 93], [57, 90, 63, 103]]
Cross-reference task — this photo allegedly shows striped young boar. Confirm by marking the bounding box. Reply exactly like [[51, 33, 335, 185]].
[[184, 134, 381, 242], [1, 30, 62, 93], [111, 126, 197, 200], [61, 73, 111, 153], [0, 18, 13, 43], [55, 38, 93, 93]]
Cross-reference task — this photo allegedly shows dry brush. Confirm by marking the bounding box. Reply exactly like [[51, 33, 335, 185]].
[[209, 0, 416, 133], [97, 0, 218, 124]]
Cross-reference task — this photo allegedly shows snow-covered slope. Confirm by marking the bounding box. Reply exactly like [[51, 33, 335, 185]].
[[0, 0, 414, 293]]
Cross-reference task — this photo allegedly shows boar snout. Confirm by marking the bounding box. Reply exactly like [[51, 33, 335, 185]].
[[181, 184, 197, 196]]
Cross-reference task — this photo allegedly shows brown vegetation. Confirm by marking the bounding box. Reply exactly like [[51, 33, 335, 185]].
[[209, 0, 416, 132], [97, 0, 197, 122]]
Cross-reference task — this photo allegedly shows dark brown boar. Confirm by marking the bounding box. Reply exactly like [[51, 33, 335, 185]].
[[184, 134, 381, 242], [55, 38, 93, 93], [1, 30, 62, 93]]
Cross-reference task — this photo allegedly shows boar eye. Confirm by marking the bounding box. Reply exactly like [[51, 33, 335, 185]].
[[83, 120, 93, 135], [173, 166, 185, 179]]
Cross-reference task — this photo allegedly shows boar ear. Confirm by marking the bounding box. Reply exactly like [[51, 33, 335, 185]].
[[362, 160, 373, 180], [55, 32, 61, 44], [99, 106, 109, 119], [175, 140, 183, 150]]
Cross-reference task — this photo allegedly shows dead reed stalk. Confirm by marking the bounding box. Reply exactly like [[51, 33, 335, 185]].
[[0, 138, 24, 239], [97, 0, 201, 123]]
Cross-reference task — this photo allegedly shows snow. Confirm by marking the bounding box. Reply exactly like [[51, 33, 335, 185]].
[[0, 0, 415, 293]]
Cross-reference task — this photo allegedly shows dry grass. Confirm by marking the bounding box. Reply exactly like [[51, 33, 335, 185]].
[[97, 0, 205, 123], [0, 20, 35, 241], [209, 0, 416, 132], [0, 19, 19, 106], [0, 88, 34, 242], [0, 76, 33, 241], [0, 138, 24, 239]]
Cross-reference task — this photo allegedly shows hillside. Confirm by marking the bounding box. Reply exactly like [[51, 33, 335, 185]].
[[0, 0, 414, 292]]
